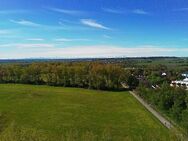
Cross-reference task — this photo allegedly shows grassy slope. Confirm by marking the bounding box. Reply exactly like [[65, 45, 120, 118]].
[[0, 84, 170, 140]]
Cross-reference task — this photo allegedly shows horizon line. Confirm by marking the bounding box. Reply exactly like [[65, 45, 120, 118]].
[[0, 56, 185, 60]]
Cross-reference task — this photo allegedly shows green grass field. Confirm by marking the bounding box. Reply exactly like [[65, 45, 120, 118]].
[[0, 84, 172, 141]]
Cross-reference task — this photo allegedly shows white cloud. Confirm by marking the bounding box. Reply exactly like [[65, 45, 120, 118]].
[[103, 35, 112, 39], [26, 38, 45, 41], [54, 38, 90, 42], [102, 8, 149, 15], [102, 8, 124, 14], [58, 21, 89, 31], [54, 38, 72, 42], [1, 44, 188, 59], [132, 9, 149, 15], [0, 43, 54, 49], [10, 20, 41, 27], [46, 7, 85, 16], [80, 19, 110, 30], [17, 44, 54, 49], [0, 29, 12, 35], [174, 8, 188, 11], [59, 19, 78, 25]]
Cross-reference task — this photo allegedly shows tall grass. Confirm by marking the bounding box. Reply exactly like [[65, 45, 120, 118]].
[[0, 123, 186, 141]]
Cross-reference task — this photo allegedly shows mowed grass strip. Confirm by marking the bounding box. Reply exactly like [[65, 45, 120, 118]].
[[0, 84, 170, 140]]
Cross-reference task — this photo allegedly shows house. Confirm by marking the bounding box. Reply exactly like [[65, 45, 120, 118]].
[[162, 72, 167, 76], [182, 72, 188, 78], [171, 78, 188, 89]]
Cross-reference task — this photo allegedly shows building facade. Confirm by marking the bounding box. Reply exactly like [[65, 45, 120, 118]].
[[171, 78, 188, 89]]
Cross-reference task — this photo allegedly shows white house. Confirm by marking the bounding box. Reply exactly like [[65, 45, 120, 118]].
[[162, 72, 167, 76], [171, 78, 188, 89], [182, 72, 188, 78]]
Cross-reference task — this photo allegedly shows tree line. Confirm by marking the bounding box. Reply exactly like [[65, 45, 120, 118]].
[[0, 62, 138, 90]]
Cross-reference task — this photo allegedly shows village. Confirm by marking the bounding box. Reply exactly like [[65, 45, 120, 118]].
[[171, 72, 188, 90]]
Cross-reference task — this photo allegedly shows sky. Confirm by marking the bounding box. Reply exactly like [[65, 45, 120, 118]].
[[0, 0, 188, 59]]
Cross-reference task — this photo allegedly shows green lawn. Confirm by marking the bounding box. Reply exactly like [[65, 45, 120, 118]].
[[0, 84, 171, 141]]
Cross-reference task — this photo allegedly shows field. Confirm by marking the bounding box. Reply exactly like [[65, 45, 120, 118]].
[[0, 84, 172, 141]]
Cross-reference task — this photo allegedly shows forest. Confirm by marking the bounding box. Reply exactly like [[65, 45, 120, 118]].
[[0, 62, 138, 90]]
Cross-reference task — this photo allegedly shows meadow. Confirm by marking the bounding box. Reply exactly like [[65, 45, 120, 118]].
[[0, 84, 176, 141]]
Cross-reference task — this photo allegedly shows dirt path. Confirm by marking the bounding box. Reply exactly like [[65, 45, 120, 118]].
[[129, 91, 174, 129]]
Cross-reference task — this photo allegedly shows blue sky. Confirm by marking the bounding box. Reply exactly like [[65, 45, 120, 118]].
[[0, 0, 188, 58]]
